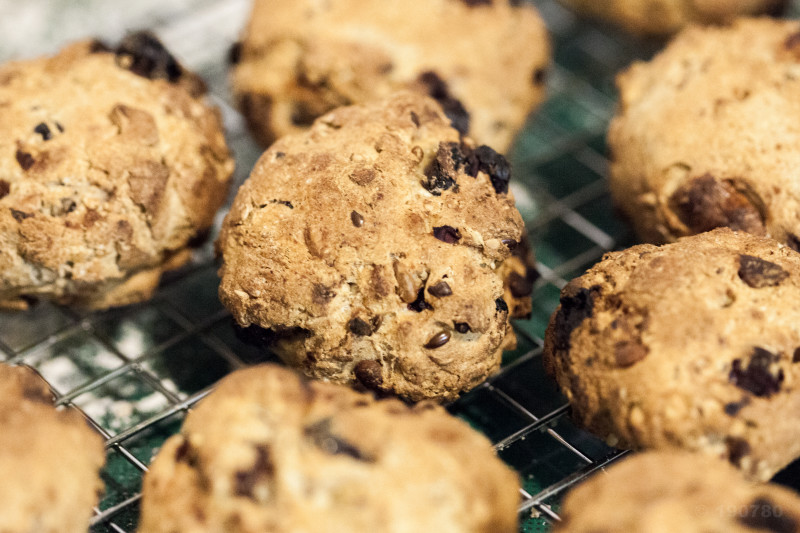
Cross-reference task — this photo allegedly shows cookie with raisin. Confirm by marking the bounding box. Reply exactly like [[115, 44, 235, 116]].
[[138, 364, 520, 533], [230, 0, 550, 153], [610, 19, 800, 246], [218, 91, 528, 401], [543, 228, 800, 480], [0, 32, 233, 309]]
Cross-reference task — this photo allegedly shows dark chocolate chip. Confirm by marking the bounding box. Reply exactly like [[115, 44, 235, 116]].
[[305, 418, 374, 461], [348, 317, 373, 337], [501, 238, 518, 250], [422, 143, 460, 195], [508, 271, 533, 298], [668, 174, 765, 235], [417, 71, 470, 135], [427, 281, 452, 298], [351, 210, 364, 227], [408, 287, 433, 312], [433, 225, 461, 244], [729, 347, 784, 397], [738, 497, 799, 533], [738, 255, 789, 288], [424, 331, 451, 349], [532, 68, 547, 86], [614, 340, 648, 367], [354, 360, 383, 392], [474, 145, 511, 194], [312, 284, 336, 305], [0, 179, 9, 199], [15, 149, 34, 171], [724, 397, 750, 416], [115, 31, 182, 83], [454, 322, 471, 333], [34, 123, 52, 141], [726, 437, 751, 467], [552, 285, 600, 351], [234, 445, 274, 499], [228, 41, 242, 64], [794, 347, 800, 363], [495, 298, 508, 313], [10, 209, 32, 222]]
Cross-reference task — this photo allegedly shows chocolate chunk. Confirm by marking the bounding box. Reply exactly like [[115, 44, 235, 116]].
[[15, 149, 34, 171], [738, 497, 798, 533], [495, 298, 508, 313], [614, 340, 648, 367], [424, 331, 451, 349], [794, 347, 800, 363], [474, 145, 511, 194], [417, 71, 470, 135], [312, 284, 336, 305], [115, 31, 182, 83], [552, 284, 600, 351], [353, 360, 383, 392], [348, 317, 373, 336], [738, 255, 789, 288], [305, 418, 374, 461], [508, 271, 533, 298], [532, 68, 547, 86], [427, 281, 452, 298], [729, 347, 784, 397], [228, 41, 242, 64], [234, 445, 274, 499], [726, 437, 751, 467], [454, 322, 471, 333], [34, 123, 52, 141], [351, 210, 364, 227], [724, 397, 750, 416], [10, 209, 32, 222], [669, 174, 765, 235], [422, 143, 461, 195], [408, 287, 433, 312], [433, 225, 461, 244], [0, 179, 9, 199]]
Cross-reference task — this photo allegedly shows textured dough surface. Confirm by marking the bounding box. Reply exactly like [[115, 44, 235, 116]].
[[0, 36, 234, 309], [560, 0, 785, 35], [555, 451, 800, 533], [219, 92, 528, 402], [138, 364, 520, 533], [0, 364, 105, 533], [610, 18, 800, 246], [543, 229, 800, 480], [230, 0, 550, 152]]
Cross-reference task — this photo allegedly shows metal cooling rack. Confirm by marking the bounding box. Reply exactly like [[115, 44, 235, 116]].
[[2, 1, 799, 531]]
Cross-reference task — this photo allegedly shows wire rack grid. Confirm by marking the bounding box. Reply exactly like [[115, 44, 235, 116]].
[[2, 1, 799, 532]]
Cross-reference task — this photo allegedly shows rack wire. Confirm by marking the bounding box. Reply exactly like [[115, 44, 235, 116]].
[[1, 1, 799, 531]]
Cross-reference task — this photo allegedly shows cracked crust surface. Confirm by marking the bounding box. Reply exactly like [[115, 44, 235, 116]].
[[138, 364, 520, 533], [218, 92, 527, 402], [559, 0, 786, 35], [0, 36, 234, 309], [543, 229, 800, 481], [555, 451, 800, 533], [610, 18, 800, 246], [0, 364, 105, 533], [230, 0, 550, 153]]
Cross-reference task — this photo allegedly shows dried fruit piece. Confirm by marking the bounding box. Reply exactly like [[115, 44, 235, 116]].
[[353, 360, 383, 391], [433, 225, 461, 244], [350, 210, 364, 227], [233, 445, 274, 500], [669, 174, 765, 235], [738, 497, 799, 533], [552, 284, 600, 351], [729, 347, 784, 397], [427, 281, 452, 298], [738, 254, 789, 288], [348, 317, 373, 336], [424, 331, 451, 349], [417, 71, 470, 135], [115, 31, 182, 82]]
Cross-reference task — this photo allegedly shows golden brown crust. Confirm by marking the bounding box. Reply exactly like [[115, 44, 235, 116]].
[[218, 92, 527, 401], [139, 364, 520, 533], [543, 229, 800, 480], [556, 451, 800, 532], [0, 37, 234, 309], [0, 364, 105, 533], [230, 0, 550, 152], [610, 19, 800, 246]]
